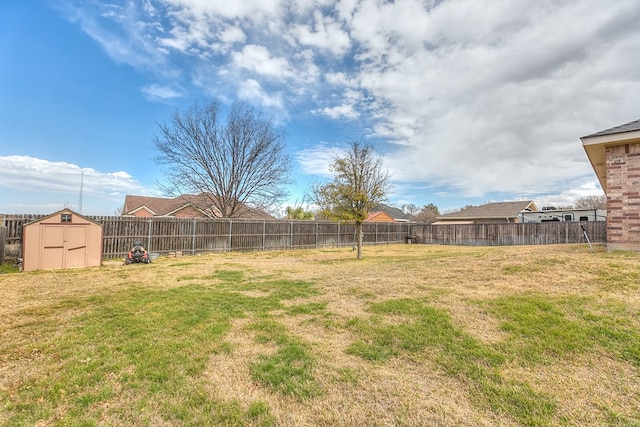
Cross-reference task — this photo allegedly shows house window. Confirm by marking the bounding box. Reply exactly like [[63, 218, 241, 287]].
[[563, 214, 573, 222], [579, 216, 589, 221], [61, 214, 72, 223]]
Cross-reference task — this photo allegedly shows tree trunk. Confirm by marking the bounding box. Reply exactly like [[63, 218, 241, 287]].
[[356, 222, 363, 259]]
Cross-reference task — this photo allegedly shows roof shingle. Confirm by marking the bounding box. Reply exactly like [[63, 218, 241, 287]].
[[583, 118, 640, 138], [438, 201, 536, 220], [123, 193, 274, 219]]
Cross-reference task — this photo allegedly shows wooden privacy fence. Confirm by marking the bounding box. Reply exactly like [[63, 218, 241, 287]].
[[2, 214, 605, 260], [100, 217, 408, 257], [0, 215, 408, 258], [410, 221, 606, 246]]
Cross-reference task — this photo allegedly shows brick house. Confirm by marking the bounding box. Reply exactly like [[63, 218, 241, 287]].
[[122, 193, 275, 220], [582, 118, 640, 251]]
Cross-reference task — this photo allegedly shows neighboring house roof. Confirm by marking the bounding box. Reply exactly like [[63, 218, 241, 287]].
[[122, 194, 274, 219], [371, 204, 412, 222], [364, 211, 396, 222], [581, 118, 640, 191], [436, 201, 537, 222]]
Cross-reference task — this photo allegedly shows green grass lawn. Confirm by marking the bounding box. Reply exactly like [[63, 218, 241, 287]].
[[1, 244, 639, 426]]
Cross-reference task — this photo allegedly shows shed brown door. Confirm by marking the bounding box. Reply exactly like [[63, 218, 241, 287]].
[[65, 226, 88, 268], [40, 225, 89, 269], [42, 225, 65, 269]]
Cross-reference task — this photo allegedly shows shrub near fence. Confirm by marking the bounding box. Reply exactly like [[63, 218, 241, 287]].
[[2, 214, 606, 260]]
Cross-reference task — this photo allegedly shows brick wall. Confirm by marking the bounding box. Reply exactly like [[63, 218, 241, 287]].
[[606, 143, 640, 251]]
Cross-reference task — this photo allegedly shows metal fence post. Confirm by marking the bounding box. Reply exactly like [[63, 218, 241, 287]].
[[228, 219, 232, 252], [375, 223, 378, 244]]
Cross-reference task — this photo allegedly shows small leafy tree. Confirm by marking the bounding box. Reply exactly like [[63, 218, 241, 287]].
[[309, 141, 391, 259], [285, 206, 314, 220]]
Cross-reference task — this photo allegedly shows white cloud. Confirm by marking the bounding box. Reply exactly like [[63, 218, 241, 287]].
[[219, 25, 246, 44], [296, 143, 346, 177], [61, 0, 640, 208], [534, 181, 605, 209], [0, 156, 146, 195], [313, 104, 359, 120], [232, 44, 294, 79], [341, 0, 640, 200], [237, 79, 284, 109], [292, 10, 351, 55], [141, 84, 183, 100], [60, 2, 172, 74]]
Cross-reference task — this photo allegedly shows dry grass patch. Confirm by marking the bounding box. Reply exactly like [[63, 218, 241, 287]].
[[2, 243, 640, 426], [504, 353, 640, 425]]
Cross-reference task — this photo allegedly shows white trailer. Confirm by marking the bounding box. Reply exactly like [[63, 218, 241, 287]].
[[520, 208, 606, 223]]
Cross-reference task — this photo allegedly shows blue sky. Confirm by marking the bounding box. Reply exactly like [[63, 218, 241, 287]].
[[1, 0, 639, 216]]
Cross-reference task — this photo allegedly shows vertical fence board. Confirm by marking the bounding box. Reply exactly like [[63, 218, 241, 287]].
[[0, 226, 6, 265]]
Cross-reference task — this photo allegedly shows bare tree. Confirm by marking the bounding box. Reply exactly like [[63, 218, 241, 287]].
[[404, 203, 420, 216], [309, 141, 392, 259], [155, 101, 292, 217], [574, 194, 607, 210], [414, 203, 440, 223]]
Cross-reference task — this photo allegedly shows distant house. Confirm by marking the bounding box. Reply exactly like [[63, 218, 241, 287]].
[[520, 207, 606, 223], [433, 201, 537, 225], [364, 211, 396, 223], [581, 118, 640, 251], [122, 194, 275, 220], [370, 204, 413, 222]]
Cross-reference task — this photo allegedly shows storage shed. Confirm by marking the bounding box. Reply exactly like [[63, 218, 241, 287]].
[[22, 208, 103, 271]]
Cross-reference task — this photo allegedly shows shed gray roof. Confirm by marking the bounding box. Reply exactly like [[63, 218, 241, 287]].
[[583, 118, 640, 138], [438, 201, 536, 220]]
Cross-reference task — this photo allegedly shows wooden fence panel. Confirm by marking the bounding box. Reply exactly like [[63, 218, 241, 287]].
[[317, 222, 340, 247], [1, 214, 44, 245], [263, 221, 290, 250], [339, 223, 358, 247], [194, 219, 232, 253], [292, 222, 317, 249], [231, 221, 263, 251], [410, 221, 606, 246]]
